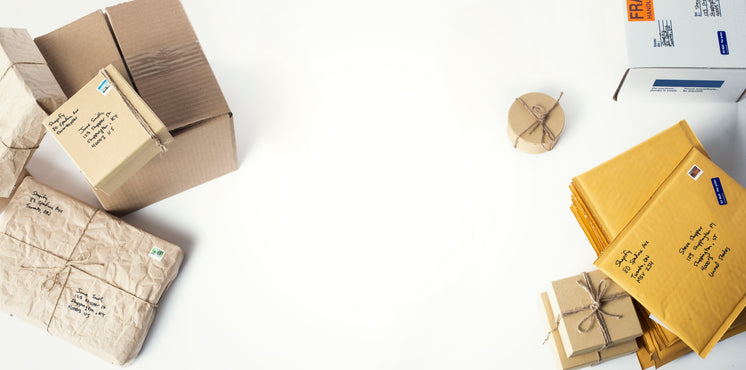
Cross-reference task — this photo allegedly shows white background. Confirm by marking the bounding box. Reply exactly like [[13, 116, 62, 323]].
[[2, 1, 746, 369]]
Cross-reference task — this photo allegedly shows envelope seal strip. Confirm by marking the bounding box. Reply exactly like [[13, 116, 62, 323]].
[[0, 61, 48, 151], [99, 68, 168, 153], [543, 271, 629, 364], [512, 92, 563, 151], [6, 209, 157, 331]]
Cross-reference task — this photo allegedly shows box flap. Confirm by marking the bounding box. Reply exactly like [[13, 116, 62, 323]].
[[34, 10, 131, 98], [105, 0, 230, 131]]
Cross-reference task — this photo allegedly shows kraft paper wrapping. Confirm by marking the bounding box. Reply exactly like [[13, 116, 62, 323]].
[[595, 148, 746, 358], [0, 28, 65, 197], [0, 177, 183, 365]]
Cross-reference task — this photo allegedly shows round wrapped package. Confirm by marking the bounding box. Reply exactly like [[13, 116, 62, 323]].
[[507, 92, 564, 154]]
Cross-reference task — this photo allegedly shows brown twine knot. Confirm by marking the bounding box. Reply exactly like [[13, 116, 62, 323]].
[[20, 252, 104, 291], [542, 272, 629, 363], [514, 92, 563, 151]]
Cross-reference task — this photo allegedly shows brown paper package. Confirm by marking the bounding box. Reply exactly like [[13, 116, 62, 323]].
[[35, 0, 237, 214], [0, 28, 65, 198], [0, 177, 183, 365]]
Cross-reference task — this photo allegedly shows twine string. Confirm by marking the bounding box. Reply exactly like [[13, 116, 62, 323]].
[[541, 272, 629, 360], [513, 92, 563, 151]]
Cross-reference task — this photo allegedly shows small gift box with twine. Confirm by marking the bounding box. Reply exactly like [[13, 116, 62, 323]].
[[507, 92, 564, 154], [545, 270, 643, 359], [540, 292, 638, 370]]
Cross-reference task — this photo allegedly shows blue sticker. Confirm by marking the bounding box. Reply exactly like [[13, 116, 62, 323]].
[[96, 79, 111, 95], [718, 31, 729, 55], [711, 177, 727, 205]]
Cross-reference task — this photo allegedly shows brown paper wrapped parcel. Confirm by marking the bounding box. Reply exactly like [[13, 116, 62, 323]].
[[0, 28, 65, 197], [0, 177, 183, 365]]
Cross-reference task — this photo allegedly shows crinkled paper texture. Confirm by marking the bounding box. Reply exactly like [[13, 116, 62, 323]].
[[0, 177, 183, 365]]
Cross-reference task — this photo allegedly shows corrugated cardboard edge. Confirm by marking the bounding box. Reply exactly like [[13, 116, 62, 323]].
[[93, 113, 237, 214]]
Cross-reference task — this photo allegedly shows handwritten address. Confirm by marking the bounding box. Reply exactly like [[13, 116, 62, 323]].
[[68, 288, 106, 319], [25, 191, 64, 216]]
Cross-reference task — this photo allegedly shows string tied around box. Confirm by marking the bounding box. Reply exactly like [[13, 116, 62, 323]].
[[99, 68, 168, 154], [542, 271, 630, 364], [8, 209, 158, 332], [513, 92, 563, 151]]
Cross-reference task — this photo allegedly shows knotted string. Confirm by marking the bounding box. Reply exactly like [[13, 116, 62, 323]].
[[513, 92, 563, 151], [99, 68, 168, 153], [8, 209, 157, 332], [542, 272, 629, 364], [0, 62, 47, 151]]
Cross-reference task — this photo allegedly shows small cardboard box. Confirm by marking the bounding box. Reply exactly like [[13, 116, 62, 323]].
[[0, 28, 65, 197], [540, 292, 638, 370], [0, 177, 183, 365], [43, 65, 173, 194], [547, 270, 643, 358], [35, 0, 237, 213], [614, 0, 746, 102]]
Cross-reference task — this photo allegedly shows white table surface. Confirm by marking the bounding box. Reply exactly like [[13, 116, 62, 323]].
[[2, 1, 746, 369]]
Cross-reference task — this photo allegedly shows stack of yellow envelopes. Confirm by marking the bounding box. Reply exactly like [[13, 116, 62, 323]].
[[570, 120, 746, 368]]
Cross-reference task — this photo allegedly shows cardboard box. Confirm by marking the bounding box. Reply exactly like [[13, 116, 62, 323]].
[[0, 177, 183, 365], [35, 0, 237, 213], [614, 0, 746, 102], [547, 270, 642, 357], [43, 65, 173, 194], [540, 292, 638, 370], [0, 28, 65, 197], [595, 148, 746, 358]]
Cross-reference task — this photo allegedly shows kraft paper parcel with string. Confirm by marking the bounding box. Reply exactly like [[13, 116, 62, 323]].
[[42, 64, 173, 195], [0, 177, 183, 365], [540, 292, 638, 370], [507, 92, 564, 154], [547, 269, 642, 358], [0, 28, 65, 198], [595, 148, 746, 358]]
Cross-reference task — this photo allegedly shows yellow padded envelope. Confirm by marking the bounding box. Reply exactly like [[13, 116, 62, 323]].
[[572, 121, 706, 243], [595, 148, 746, 358]]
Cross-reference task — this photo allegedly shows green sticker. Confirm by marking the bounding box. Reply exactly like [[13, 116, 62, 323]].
[[149, 246, 165, 261]]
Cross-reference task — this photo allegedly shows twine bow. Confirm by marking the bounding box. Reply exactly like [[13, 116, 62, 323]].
[[513, 92, 563, 151], [542, 272, 630, 364], [20, 254, 104, 291]]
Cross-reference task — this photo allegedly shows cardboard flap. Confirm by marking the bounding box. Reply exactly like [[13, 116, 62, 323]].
[[105, 0, 230, 130], [34, 10, 131, 98]]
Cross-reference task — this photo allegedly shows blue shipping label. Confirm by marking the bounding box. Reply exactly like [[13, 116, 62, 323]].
[[718, 31, 729, 55], [96, 79, 111, 95], [711, 177, 727, 205]]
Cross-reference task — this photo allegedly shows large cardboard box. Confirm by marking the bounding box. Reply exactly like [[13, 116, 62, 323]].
[[614, 0, 746, 102], [35, 0, 237, 214]]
